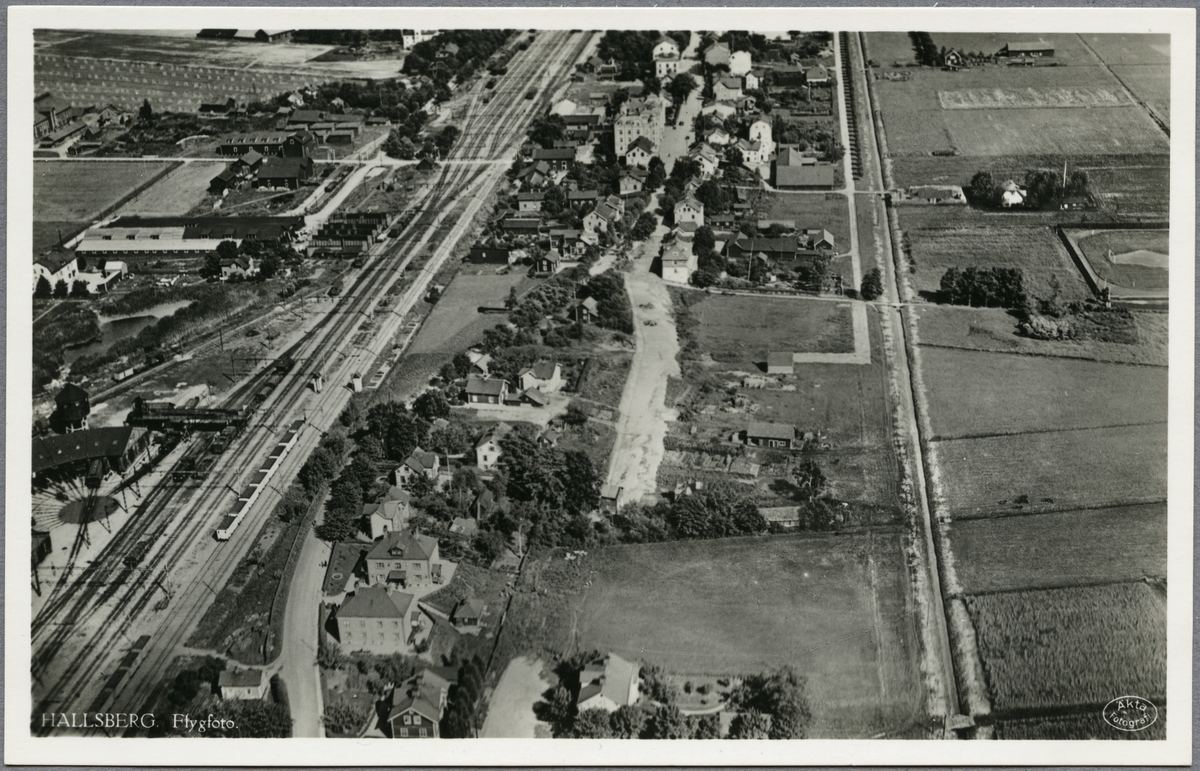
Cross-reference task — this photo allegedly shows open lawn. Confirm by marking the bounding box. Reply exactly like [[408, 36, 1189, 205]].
[[1110, 64, 1171, 124], [34, 160, 175, 221], [862, 32, 916, 66], [905, 225, 1092, 302], [941, 107, 1165, 157], [406, 273, 534, 355], [931, 422, 1166, 519], [33, 220, 89, 254], [918, 346, 1167, 439], [945, 503, 1166, 594], [118, 161, 227, 217], [571, 534, 926, 738], [1078, 33, 1170, 66], [1074, 229, 1169, 291], [914, 304, 1169, 367], [759, 192, 852, 251], [690, 293, 855, 369], [966, 582, 1165, 713]]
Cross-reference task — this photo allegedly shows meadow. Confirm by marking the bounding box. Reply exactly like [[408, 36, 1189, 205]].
[[1110, 65, 1171, 124], [945, 503, 1167, 594], [1078, 33, 1170, 66], [941, 107, 1166, 157], [917, 346, 1167, 438], [118, 161, 227, 217], [405, 273, 534, 355], [570, 533, 927, 738], [34, 160, 175, 221], [861, 32, 916, 66], [690, 293, 855, 368], [905, 225, 1092, 302], [931, 423, 1167, 518], [993, 711, 1166, 740], [966, 582, 1166, 713]]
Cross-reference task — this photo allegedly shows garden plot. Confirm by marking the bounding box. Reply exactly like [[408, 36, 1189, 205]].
[[759, 192, 853, 250], [918, 347, 1167, 439], [904, 226, 1092, 303], [931, 422, 1166, 519], [945, 503, 1167, 594], [966, 582, 1165, 713]]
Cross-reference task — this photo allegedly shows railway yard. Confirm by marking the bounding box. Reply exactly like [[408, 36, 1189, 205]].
[[22, 19, 1181, 753]]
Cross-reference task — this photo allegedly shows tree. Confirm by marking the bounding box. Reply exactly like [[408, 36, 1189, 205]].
[[543, 685, 576, 732], [726, 145, 744, 167], [693, 179, 729, 213], [257, 250, 282, 279], [77, 254, 88, 271], [693, 225, 716, 253], [70, 280, 91, 299], [646, 704, 690, 739], [505, 286, 519, 310], [728, 709, 771, 739], [383, 130, 417, 160], [203, 251, 223, 278], [1024, 168, 1064, 209], [630, 211, 658, 241], [322, 702, 370, 735], [366, 401, 427, 461], [859, 267, 883, 301], [434, 124, 461, 156], [688, 713, 722, 739], [571, 708, 615, 738], [528, 114, 566, 148], [564, 402, 590, 427], [206, 701, 293, 738], [53, 279, 69, 299], [139, 98, 154, 122], [562, 450, 600, 516], [667, 73, 698, 104], [641, 75, 662, 96], [609, 704, 648, 738], [412, 390, 451, 422], [34, 275, 52, 299], [967, 170, 998, 205], [791, 459, 826, 501]]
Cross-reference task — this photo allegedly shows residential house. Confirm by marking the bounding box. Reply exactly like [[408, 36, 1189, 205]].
[[613, 96, 667, 159], [1000, 41, 1055, 58], [567, 188, 601, 207], [730, 50, 753, 76], [532, 147, 575, 173], [584, 200, 622, 235], [368, 494, 414, 540], [674, 196, 704, 227], [800, 228, 836, 253], [464, 376, 509, 405], [449, 517, 478, 537], [33, 251, 78, 290], [661, 241, 697, 284], [805, 65, 831, 86], [688, 143, 721, 177], [515, 160, 552, 188], [942, 49, 966, 69], [238, 149, 265, 171], [336, 585, 419, 654], [218, 669, 268, 701], [549, 229, 588, 260], [576, 653, 639, 712], [466, 350, 492, 376], [519, 362, 565, 392], [220, 256, 258, 280], [475, 422, 513, 471], [600, 484, 622, 512], [388, 669, 454, 738], [748, 118, 775, 157], [618, 168, 649, 197], [394, 448, 440, 487], [704, 43, 731, 68], [704, 127, 731, 146], [255, 155, 314, 190], [713, 77, 744, 102], [770, 67, 807, 89], [366, 530, 444, 588], [735, 138, 767, 165], [517, 191, 544, 213], [534, 249, 562, 275], [700, 101, 737, 120], [999, 180, 1026, 207], [209, 166, 241, 194], [574, 297, 599, 324], [766, 351, 794, 375], [624, 136, 657, 169], [743, 69, 765, 92], [451, 598, 488, 628], [401, 29, 438, 48], [652, 36, 681, 61], [746, 421, 796, 449], [727, 236, 797, 263], [218, 129, 314, 158]]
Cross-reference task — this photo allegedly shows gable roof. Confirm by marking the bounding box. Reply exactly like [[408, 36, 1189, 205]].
[[675, 195, 703, 212], [465, 376, 508, 396], [577, 652, 638, 707], [367, 529, 438, 562], [338, 585, 416, 620], [389, 669, 453, 724], [404, 448, 439, 473], [475, 422, 514, 448], [626, 135, 657, 155], [532, 147, 575, 161], [520, 361, 559, 381], [218, 669, 263, 689], [578, 296, 600, 313], [748, 421, 795, 441]]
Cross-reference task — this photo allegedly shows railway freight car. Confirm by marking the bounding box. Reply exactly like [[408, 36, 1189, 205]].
[[215, 419, 304, 540]]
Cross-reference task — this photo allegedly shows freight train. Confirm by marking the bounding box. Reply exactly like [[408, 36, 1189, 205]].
[[214, 418, 304, 541]]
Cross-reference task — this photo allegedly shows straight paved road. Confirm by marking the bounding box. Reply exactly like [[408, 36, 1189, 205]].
[[277, 527, 330, 737]]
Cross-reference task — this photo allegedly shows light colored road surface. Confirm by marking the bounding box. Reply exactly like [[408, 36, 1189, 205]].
[[480, 656, 551, 738], [277, 528, 330, 737], [659, 87, 702, 173], [605, 200, 680, 503]]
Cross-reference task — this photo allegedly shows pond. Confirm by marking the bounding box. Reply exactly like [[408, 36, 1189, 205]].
[[62, 300, 193, 364]]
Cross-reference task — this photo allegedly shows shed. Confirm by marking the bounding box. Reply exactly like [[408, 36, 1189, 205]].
[[766, 352, 794, 375]]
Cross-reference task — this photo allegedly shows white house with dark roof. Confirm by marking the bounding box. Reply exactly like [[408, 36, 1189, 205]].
[[584, 200, 622, 234], [366, 530, 444, 588], [336, 585, 419, 655], [394, 447, 440, 487], [519, 361, 565, 393], [475, 422, 513, 471], [218, 669, 268, 701], [674, 196, 704, 227], [33, 251, 79, 288], [624, 136, 657, 169], [516, 191, 544, 213], [713, 77, 744, 102], [661, 241, 697, 285], [577, 653, 639, 712], [368, 495, 413, 540]]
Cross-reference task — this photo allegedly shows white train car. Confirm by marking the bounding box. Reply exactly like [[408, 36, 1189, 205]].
[[215, 419, 305, 541]]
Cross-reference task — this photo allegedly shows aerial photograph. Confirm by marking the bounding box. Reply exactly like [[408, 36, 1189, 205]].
[[26, 21, 1172, 747]]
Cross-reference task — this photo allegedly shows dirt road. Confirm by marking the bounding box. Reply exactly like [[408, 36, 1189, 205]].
[[480, 656, 551, 738], [605, 204, 680, 503], [277, 528, 331, 737]]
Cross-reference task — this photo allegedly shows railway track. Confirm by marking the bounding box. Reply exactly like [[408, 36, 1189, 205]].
[[31, 29, 592, 735]]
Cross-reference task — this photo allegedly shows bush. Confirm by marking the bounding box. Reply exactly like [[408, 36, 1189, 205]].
[[859, 267, 883, 301]]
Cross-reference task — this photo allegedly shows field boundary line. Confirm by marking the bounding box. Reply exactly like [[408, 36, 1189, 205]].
[[1074, 34, 1170, 138], [929, 419, 1168, 443], [945, 497, 1167, 524], [915, 341, 1168, 368], [952, 576, 1165, 601]]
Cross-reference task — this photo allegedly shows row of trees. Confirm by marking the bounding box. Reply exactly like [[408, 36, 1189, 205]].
[[403, 29, 515, 86], [909, 31, 939, 66], [938, 266, 1028, 308], [968, 168, 1090, 209], [33, 276, 92, 300]]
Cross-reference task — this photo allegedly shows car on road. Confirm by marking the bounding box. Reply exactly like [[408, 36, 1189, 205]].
[[644, 319, 657, 326]]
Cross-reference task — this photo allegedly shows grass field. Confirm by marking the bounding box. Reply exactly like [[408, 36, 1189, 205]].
[[34, 160, 174, 221], [945, 503, 1167, 594], [993, 710, 1166, 740], [1078, 33, 1170, 66], [918, 346, 1167, 438], [406, 273, 534, 355], [575, 351, 632, 410], [1110, 64, 1171, 124], [941, 107, 1166, 157], [118, 161, 227, 217], [905, 225, 1092, 302], [1075, 229, 1170, 291], [759, 192, 852, 250], [690, 294, 855, 369], [855, 193, 887, 275], [938, 86, 1130, 110], [966, 582, 1165, 713], [33, 220, 89, 254], [915, 306, 1169, 367], [570, 533, 927, 738], [862, 32, 916, 66], [931, 423, 1167, 518]]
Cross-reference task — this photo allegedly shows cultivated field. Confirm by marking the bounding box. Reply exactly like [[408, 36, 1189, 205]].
[[993, 711, 1166, 741], [905, 225, 1092, 302], [915, 305, 1169, 367], [571, 533, 927, 738], [945, 503, 1167, 594], [941, 107, 1165, 157], [917, 347, 1167, 438], [1109, 65, 1171, 124], [938, 86, 1130, 110], [759, 192, 852, 250], [966, 582, 1166, 713], [690, 293, 855, 369], [406, 273, 535, 355], [33, 220, 89, 254], [931, 422, 1167, 518], [117, 161, 227, 217], [1078, 32, 1170, 66], [34, 160, 174, 221], [1074, 229, 1169, 292]]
